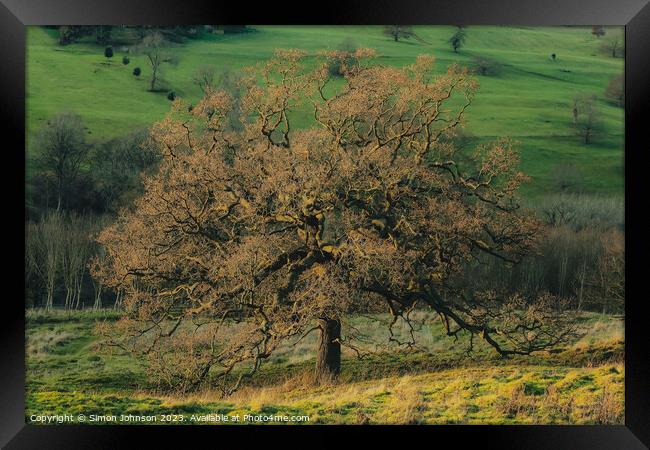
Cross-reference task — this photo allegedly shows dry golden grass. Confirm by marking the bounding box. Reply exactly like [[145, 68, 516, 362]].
[[145, 362, 623, 425]]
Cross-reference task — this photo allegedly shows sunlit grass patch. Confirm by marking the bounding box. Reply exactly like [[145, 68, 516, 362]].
[[25, 310, 624, 424]]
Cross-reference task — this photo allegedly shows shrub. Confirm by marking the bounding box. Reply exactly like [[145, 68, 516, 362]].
[[122, 55, 130, 65], [167, 91, 176, 101], [104, 46, 113, 60], [133, 67, 141, 77]]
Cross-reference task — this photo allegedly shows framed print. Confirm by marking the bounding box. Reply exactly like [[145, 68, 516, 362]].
[[2, 0, 649, 448]]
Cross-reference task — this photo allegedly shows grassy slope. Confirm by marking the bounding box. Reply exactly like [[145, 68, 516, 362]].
[[27, 25, 624, 197], [26, 310, 624, 425]]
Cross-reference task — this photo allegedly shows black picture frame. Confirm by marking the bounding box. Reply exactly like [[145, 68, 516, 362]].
[[2, 0, 648, 448]]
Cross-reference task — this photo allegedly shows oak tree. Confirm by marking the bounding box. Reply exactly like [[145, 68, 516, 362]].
[[96, 50, 573, 393]]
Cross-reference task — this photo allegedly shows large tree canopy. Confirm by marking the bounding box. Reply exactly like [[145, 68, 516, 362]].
[[96, 50, 573, 393]]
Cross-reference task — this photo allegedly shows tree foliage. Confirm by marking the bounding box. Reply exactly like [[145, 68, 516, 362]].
[[96, 50, 574, 393]]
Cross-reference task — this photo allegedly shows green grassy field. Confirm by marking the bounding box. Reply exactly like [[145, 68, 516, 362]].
[[26, 25, 624, 198], [25, 309, 624, 425]]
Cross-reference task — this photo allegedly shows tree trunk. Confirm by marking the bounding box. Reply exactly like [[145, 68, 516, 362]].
[[315, 318, 341, 384]]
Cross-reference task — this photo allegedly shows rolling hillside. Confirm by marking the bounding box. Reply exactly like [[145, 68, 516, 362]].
[[26, 25, 625, 197]]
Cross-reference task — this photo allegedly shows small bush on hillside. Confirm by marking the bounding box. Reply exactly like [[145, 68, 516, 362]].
[[167, 91, 176, 101], [133, 67, 141, 76], [328, 39, 359, 77], [122, 55, 130, 65]]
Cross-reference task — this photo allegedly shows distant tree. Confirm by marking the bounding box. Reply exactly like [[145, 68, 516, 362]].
[[192, 65, 217, 94], [383, 25, 415, 42], [604, 74, 624, 107], [448, 29, 467, 53], [591, 25, 606, 38], [382, 25, 430, 44], [136, 32, 178, 92], [122, 55, 130, 65], [327, 39, 359, 77], [133, 67, 141, 77], [34, 112, 89, 212], [550, 53, 557, 61], [104, 46, 114, 64], [572, 94, 603, 145], [600, 36, 624, 58], [471, 55, 502, 76]]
